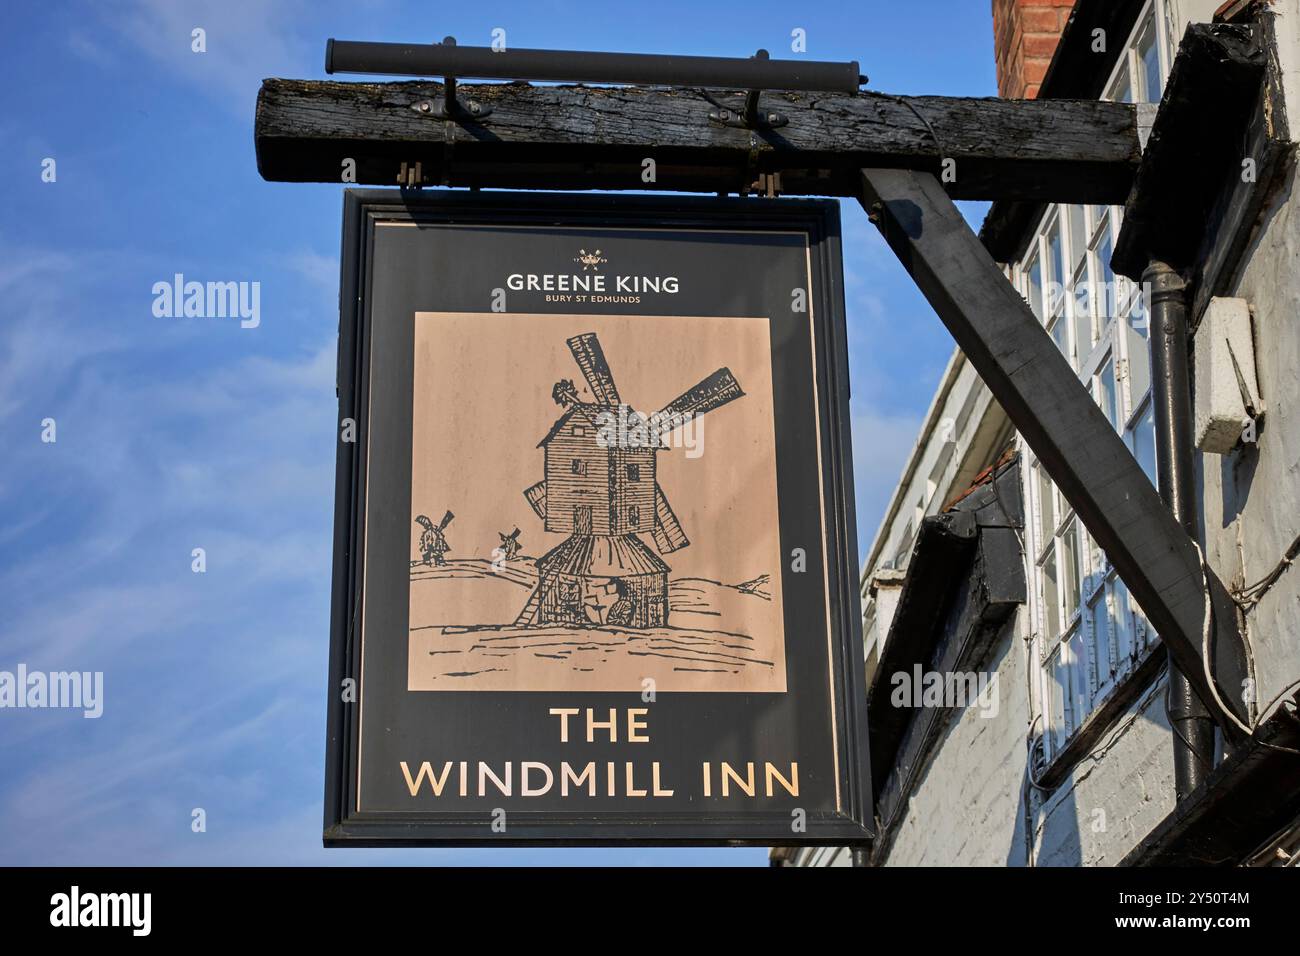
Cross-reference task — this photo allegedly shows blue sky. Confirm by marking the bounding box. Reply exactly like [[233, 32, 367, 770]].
[[0, 0, 995, 865]]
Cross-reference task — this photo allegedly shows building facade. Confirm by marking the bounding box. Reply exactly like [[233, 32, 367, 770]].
[[776, 0, 1300, 867]]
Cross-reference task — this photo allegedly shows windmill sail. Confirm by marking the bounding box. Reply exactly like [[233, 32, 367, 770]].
[[566, 333, 621, 406], [651, 484, 690, 553], [437, 510, 455, 531], [653, 368, 744, 436], [523, 480, 546, 519]]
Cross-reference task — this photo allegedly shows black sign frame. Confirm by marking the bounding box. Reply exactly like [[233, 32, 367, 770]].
[[325, 189, 871, 847]]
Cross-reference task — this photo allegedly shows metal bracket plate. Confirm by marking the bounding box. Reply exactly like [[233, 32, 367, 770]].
[[411, 97, 491, 121], [705, 49, 790, 130], [708, 97, 788, 130]]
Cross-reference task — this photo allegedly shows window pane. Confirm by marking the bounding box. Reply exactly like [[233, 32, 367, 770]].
[[1112, 578, 1134, 666], [1078, 524, 1103, 596], [1095, 221, 1116, 322], [1073, 290, 1093, 364], [1098, 356, 1117, 429], [1046, 221, 1066, 316], [1090, 591, 1111, 688], [1108, 58, 1133, 104], [1050, 647, 1067, 750], [1069, 205, 1088, 275], [1131, 399, 1157, 486], [1062, 521, 1082, 621], [1027, 255, 1043, 320], [1069, 634, 1089, 731], [1049, 314, 1069, 360], [1042, 550, 1060, 641], [1036, 465, 1054, 552], [1126, 319, 1151, 405], [1138, 20, 1162, 104]]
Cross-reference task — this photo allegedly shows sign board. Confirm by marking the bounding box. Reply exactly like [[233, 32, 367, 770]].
[[325, 190, 871, 846]]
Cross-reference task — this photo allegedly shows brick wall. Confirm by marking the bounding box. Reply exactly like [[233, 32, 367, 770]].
[[991, 0, 1075, 98]]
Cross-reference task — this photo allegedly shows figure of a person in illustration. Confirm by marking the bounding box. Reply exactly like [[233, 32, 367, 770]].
[[556, 579, 584, 623], [606, 580, 639, 627], [415, 512, 454, 566]]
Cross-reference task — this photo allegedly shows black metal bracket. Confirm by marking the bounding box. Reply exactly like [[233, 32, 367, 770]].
[[707, 50, 789, 130], [411, 37, 492, 122], [859, 166, 1253, 733]]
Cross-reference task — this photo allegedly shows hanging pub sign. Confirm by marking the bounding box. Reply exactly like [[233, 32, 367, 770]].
[[325, 190, 871, 846]]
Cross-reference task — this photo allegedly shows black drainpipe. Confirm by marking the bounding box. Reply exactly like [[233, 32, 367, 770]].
[[1144, 261, 1216, 798]]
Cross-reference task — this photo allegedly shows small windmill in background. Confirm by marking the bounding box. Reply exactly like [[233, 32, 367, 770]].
[[497, 527, 523, 562], [414, 510, 454, 567]]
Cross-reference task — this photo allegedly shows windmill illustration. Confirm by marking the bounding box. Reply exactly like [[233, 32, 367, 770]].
[[514, 332, 745, 628], [415, 510, 454, 567], [497, 527, 523, 562]]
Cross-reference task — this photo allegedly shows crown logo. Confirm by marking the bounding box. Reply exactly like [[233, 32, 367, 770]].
[[573, 248, 607, 271]]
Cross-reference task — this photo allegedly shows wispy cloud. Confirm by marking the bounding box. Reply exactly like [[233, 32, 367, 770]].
[[67, 31, 117, 68], [0, 239, 340, 864], [104, 0, 316, 116], [849, 402, 924, 564]]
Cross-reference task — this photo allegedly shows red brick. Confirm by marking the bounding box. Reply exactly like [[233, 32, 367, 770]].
[[1022, 7, 1063, 31], [1023, 57, 1051, 83], [991, 0, 1075, 100], [1023, 31, 1062, 57]]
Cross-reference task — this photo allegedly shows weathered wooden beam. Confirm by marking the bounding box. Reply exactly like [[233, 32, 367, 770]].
[[1112, 23, 1268, 281], [859, 167, 1252, 731], [977, 0, 1149, 262], [255, 79, 1141, 202], [869, 463, 1025, 857], [867, 508, 978, 805]]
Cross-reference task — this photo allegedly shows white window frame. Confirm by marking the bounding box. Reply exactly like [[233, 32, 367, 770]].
[[1012, 0, 1172, 763]]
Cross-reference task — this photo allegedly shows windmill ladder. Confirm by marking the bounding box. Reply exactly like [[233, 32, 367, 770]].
[[514, 585, 544, 627]]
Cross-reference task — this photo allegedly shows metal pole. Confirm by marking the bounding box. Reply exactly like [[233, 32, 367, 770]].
[[1144, 261, 1216, 798], [325, 39, 864, 93]]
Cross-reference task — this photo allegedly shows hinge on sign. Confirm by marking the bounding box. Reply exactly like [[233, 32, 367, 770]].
[[706, 49, 789, 130]]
